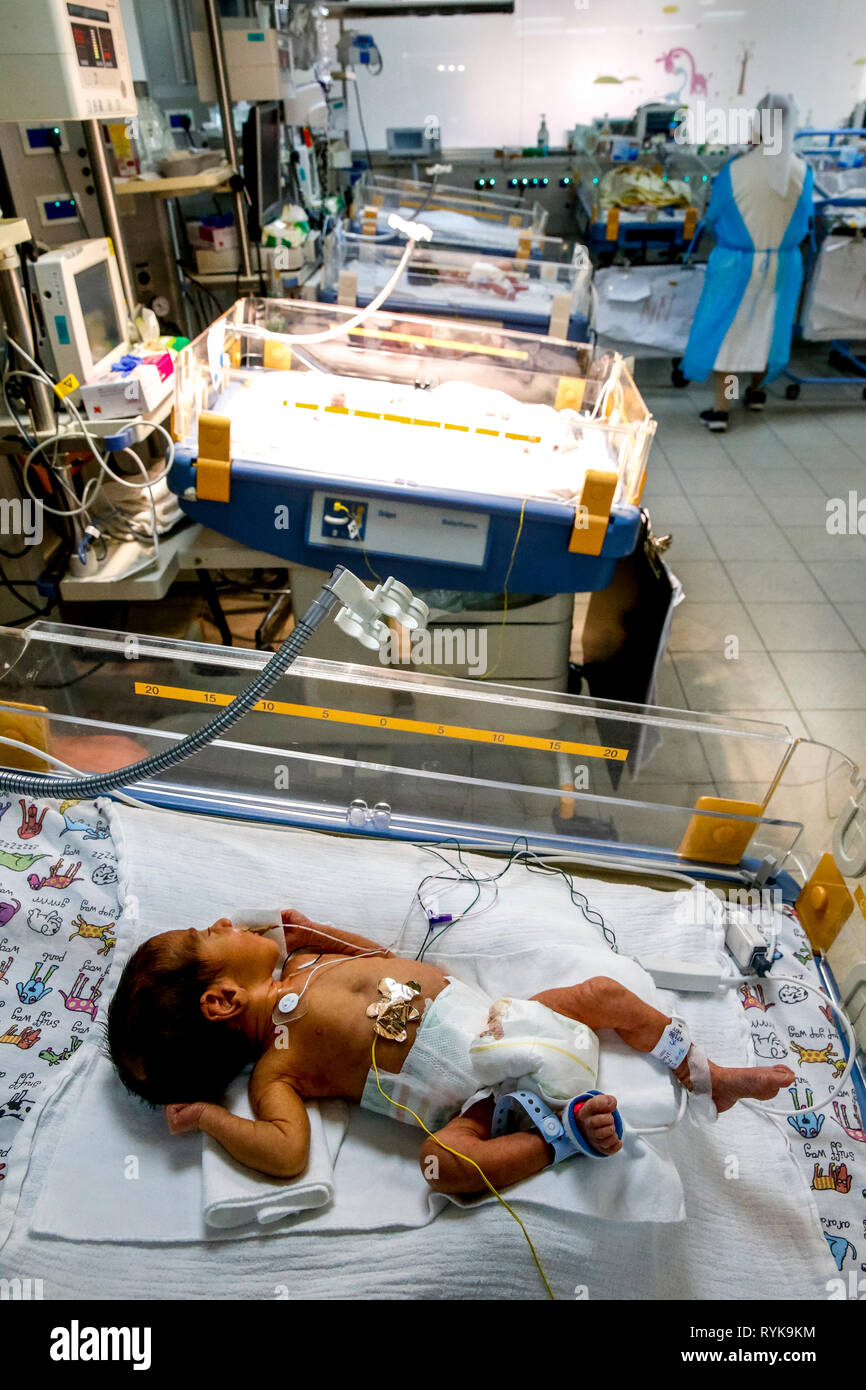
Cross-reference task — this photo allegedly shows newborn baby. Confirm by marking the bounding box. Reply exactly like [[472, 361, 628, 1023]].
[[106, 911, 794, 1192]]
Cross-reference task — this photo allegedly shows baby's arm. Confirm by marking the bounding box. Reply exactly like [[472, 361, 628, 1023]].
[[280, 907, 392, 959], [165, 1075, 310, 1179], [419, 1098, 551, 1195]]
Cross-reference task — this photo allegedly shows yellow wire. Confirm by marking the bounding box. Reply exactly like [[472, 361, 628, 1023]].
[[485, 496, 528, 680], [370, 1034, 555, 1300], [331, 500, 382, 583]]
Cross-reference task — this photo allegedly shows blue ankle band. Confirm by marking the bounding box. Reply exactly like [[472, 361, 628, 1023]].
[[491, 1090, 577, 1165], [491, 1089, 623, 1164]]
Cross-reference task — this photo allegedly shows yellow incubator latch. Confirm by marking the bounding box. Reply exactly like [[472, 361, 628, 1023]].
[[263, 339, 293, 370], [196, 412, 232, 503], [569, 468, 617, 557], [678, 796, 763, 866], [795, 853, 854, 953]]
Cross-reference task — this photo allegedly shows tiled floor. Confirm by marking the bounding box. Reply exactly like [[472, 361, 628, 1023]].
[[638, 357, 866, 772], [636, 356, 866, 975]]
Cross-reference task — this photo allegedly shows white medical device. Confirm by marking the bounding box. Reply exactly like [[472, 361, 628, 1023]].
[[0, 0, 136, 123], [635, 104, 680, 145], [33, 237, 129, 389], [386, 128, 440, 157]]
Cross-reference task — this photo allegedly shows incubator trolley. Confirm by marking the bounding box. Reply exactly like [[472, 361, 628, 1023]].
[[167, 297, 656, 595]]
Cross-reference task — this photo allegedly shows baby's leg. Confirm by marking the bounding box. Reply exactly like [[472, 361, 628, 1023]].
[[532, 978, 794, 1113], [418, 1093, 619, 1195]]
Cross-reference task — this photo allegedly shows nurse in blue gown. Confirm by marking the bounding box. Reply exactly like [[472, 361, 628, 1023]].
[[681, 93, 813, 431]]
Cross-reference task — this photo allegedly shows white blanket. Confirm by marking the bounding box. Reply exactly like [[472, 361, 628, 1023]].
[[203, 1084, 347, 1230], [31, 805, 687, 1240], [6, 805, 837, 1297]]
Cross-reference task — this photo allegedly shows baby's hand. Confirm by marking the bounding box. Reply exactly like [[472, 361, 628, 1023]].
[[281, 908, 320, 951], [164, 1102, 208, 1135], [281, 908, 315, 930]]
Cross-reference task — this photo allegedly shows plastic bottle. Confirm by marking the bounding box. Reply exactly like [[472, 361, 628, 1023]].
[[599, 113, 612, 160], [537, 114, 549, 155]]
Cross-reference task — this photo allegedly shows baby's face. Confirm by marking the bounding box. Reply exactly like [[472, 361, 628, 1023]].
[[179, 919, 281, 982]]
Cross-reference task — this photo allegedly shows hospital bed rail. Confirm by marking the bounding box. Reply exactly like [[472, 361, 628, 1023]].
[[783, 165, 866, 399]]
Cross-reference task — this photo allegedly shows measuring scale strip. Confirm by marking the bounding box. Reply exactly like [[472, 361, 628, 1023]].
[[134, 683, 629, 762], [287, 399, 542, 445]]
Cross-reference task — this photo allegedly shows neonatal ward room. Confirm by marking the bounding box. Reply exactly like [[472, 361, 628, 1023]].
[[0, 0, 865, 1339]]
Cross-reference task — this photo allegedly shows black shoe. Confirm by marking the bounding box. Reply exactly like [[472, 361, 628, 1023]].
[[699, 409, 729, 432], [744, 387, 766, 411]]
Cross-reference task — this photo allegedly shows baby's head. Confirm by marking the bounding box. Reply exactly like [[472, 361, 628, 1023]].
[[106, 920, 282, 1105]]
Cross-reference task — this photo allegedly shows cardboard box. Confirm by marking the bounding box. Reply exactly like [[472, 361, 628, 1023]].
[[80, 354, 174, 421]]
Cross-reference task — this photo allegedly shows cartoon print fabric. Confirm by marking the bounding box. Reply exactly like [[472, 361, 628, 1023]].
[[0, 798, 120, 1246], [742, 903, 866, 1291]]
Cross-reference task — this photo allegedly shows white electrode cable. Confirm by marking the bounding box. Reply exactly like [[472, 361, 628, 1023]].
[[239, 217, 431, 348], [0, 737, 148, 809], [6, 338, 175, 499]]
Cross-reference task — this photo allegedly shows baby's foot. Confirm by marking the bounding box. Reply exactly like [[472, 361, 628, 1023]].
[[573, 1093, 622, 1155], [708, 1062, 794, 1113]]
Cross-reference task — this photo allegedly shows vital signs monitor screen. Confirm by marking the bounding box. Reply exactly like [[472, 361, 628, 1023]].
[[74, 259, 123, 365]]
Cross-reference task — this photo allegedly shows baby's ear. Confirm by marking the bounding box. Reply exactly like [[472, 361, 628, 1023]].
[[200, 982, 245, 1022]]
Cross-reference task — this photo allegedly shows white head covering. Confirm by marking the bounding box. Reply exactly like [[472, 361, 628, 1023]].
[[755, 92, 798, 197]]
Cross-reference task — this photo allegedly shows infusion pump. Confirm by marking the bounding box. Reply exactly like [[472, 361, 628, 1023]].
[[0, 0, 136, 123]]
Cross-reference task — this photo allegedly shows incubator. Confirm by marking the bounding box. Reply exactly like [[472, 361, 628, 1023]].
[[2, 615, 863, 926], [320, 227, 594, 341], [571, 152, 700, 259], [351, 172, 562, 258], [168, 297, 655, 593]]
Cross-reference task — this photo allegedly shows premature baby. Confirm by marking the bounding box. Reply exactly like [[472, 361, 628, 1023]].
[[106, 911, 795, 1192]]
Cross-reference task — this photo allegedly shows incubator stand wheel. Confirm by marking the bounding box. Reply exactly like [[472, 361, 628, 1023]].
[[785, 383, 801, 400], [671, 358, 687, 389]]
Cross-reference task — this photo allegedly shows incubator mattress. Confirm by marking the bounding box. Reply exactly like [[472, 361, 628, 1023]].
[[386, 206, 530, 250], [346, 261, 562, 321], [216, 372, 619, 503], [1, 799, 862, 1300]]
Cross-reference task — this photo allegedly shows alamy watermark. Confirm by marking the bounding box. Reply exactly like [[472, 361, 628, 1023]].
[[675, 885, 784, 929], [378, 626, 488, 677], [674, 101, 782, 156], [0, 497, 43, 546], [826, 491, 866, 535]]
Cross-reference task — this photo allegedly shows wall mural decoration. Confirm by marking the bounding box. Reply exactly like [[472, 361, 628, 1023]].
[[656, 46, 710, 101]]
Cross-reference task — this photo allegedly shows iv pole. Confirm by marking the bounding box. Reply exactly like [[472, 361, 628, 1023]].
[[202, 0, 253, 281], [82, 119, 138, 316]]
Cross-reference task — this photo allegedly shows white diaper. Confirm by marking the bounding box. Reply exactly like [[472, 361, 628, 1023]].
[[360, 977, 599, 1131], [469, 996, 599, 1108]]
